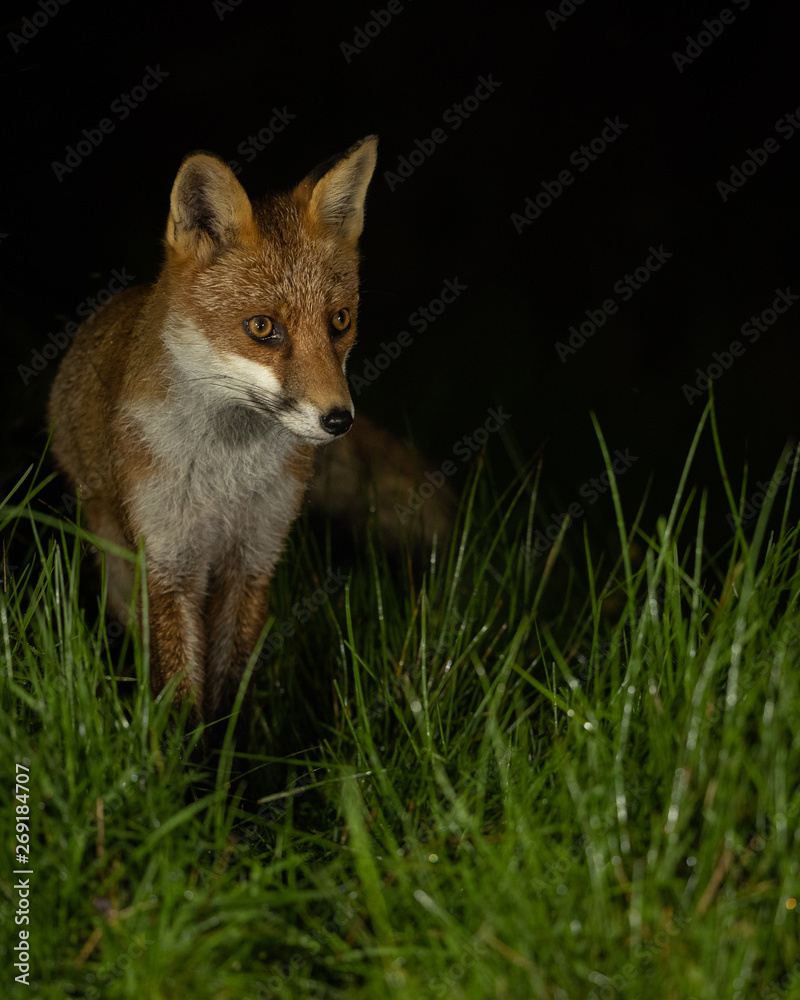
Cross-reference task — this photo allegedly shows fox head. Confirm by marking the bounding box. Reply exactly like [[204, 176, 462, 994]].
[[159, 135, 378, 444]]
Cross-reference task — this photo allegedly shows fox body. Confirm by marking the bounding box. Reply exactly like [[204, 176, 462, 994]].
[[48, 136, 378, 722]]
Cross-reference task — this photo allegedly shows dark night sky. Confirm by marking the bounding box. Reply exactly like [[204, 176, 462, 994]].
[[2, 0, 798, 547]]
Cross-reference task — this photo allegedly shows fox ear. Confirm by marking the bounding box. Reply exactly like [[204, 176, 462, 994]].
[[166, 152, 254, 261], [304, 135, 378, 244]]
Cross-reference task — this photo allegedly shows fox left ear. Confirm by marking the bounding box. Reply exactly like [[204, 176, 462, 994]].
[[303, 135, 378, 244], [166, 152, 255, 262]]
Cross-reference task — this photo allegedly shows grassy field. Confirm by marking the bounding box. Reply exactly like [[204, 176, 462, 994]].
[[2, 400, 800, 999]]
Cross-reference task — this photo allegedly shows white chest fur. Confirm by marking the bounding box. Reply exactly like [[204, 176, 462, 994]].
[[124, 371, 305, 581]]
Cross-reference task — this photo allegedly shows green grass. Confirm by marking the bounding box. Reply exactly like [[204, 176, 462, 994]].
[[2, 399, 800, 999]]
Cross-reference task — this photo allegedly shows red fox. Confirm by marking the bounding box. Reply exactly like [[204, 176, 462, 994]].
[[48, 136, 382, 723]]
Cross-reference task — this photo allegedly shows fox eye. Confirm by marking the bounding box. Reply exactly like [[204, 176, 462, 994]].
[[243, 315, 283, 344], [329, 308, 351, 338]]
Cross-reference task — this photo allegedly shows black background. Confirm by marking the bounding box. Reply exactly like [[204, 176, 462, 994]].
[[2, 0, 798, 547]]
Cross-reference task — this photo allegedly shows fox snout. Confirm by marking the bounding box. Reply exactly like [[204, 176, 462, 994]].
[[320, 408, 353, 436], [279, 330, 357, 442], [273, 388, 354, 444]]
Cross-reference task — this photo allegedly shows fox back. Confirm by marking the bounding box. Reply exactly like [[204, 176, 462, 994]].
[[48, 136, 378, 723]]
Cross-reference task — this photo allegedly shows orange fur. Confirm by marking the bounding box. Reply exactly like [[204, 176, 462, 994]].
[[48, 137, 378, 724]]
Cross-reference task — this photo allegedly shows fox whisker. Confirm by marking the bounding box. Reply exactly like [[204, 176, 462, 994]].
[[179, 374, 294, 414]]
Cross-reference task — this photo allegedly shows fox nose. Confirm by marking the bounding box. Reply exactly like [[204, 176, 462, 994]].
[[320, 408, 353, 436]]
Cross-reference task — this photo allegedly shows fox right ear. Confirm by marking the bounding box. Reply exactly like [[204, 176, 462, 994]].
[[166, 152, 255, 262], [303, 135, 378, 244]]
